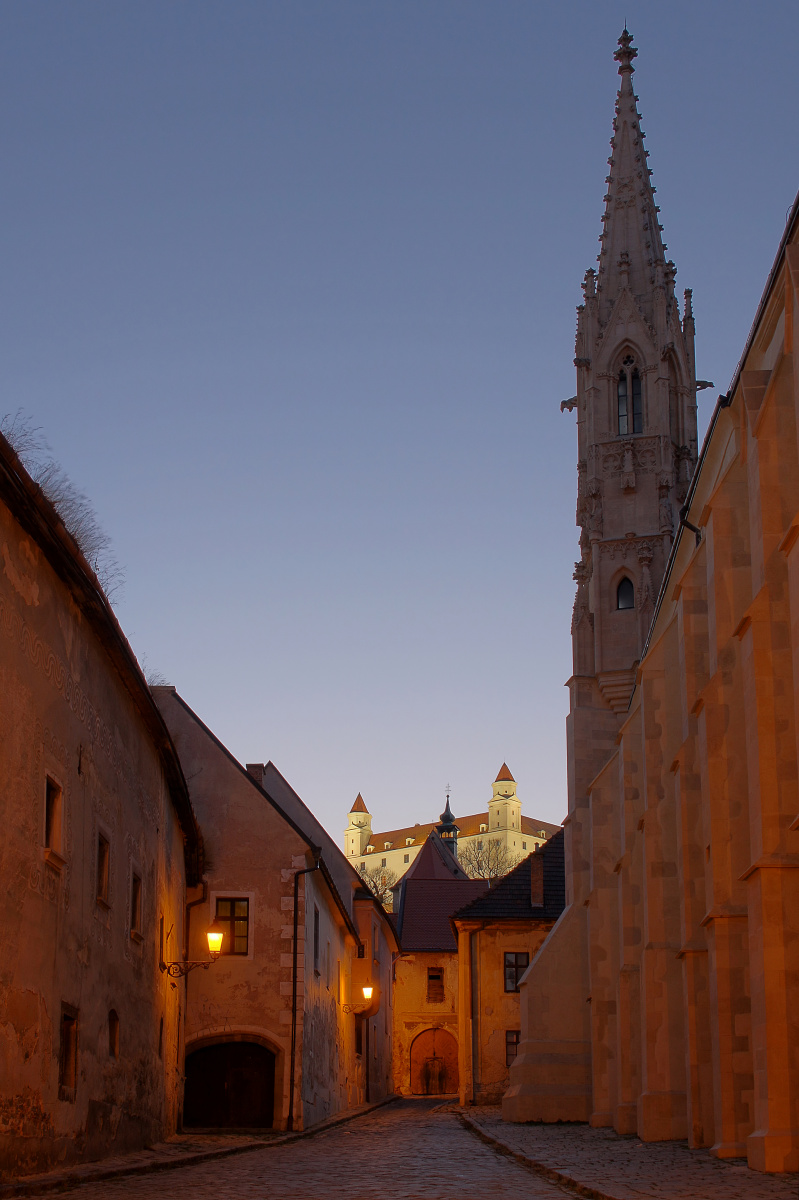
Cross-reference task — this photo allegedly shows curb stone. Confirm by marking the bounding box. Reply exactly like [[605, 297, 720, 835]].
[[459, 1112, 618, 1200], [1, 1094, 399, 1198]]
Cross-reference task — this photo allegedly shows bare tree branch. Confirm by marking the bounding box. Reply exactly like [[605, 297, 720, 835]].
[[355, 863, 398, 910], [457, 837, 522, 882]]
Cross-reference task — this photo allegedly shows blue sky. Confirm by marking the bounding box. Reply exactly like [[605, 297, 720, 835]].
[[2, 1, 798, 840]]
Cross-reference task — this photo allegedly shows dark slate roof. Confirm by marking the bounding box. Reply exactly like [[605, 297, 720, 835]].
[[390, 830, 487, 951], [398, 879, 489, 952], [401, 829, 470, 881], [452, 829, 566, 923]]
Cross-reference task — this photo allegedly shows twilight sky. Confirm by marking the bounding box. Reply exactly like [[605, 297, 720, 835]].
[[2, 1, 798, 842]]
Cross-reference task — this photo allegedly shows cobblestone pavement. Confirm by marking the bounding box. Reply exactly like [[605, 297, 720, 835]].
[[466, 1106, 799, 1200], [53, 1100, 571, 1200]]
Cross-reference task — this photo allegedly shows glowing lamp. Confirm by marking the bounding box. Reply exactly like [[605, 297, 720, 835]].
[[206, 919, 224, 957], [362, 986, 373, 1001]]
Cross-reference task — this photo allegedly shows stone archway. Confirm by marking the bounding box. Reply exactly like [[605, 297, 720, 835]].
[[183, 1040, 276, 1128], [409, 1027, 458, 1095]]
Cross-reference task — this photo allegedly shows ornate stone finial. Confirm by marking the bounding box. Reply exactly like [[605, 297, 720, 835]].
[[583, 268, 596, 299], [614, 27, 637, 76], [683, 288, 693, 319]]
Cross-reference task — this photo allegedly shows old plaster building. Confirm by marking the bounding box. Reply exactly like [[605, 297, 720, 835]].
[[152, 688, 398, 1132], [0, 432, 201, 1179], [505, 28, 799, 1176], [389, 825, 565, 1101], [344, 765, 559, 881], [453, 831, 564, 1106], [390, 831, 486, 1096]]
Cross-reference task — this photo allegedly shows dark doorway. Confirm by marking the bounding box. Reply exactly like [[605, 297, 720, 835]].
[[183, 1041, 275, 1128], [409, 1028, 458, 1095]]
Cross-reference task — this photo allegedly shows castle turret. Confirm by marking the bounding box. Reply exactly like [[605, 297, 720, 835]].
[[487, 763, 521, 836], [436, 791, 460, 858], [344, 793, 372, 858]]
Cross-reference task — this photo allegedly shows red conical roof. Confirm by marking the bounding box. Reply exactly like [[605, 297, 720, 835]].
[[495, 763, 515, 783], [350, 793, 369, 814]]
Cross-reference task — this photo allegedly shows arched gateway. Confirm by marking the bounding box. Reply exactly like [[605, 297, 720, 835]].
[[410, 1028, 458, 1095], [183, 1040, 276, 1128]]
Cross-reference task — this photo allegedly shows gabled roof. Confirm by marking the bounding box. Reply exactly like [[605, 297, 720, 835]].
[[495, 763, 515, 783], [402, 829, 470, 881], [398, 879, 488, 952], [391, 830, 487, 952], [350, 793, 369, 814], [452, 829, 566, 924]]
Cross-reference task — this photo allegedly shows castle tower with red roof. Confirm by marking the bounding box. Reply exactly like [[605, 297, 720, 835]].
[[344, 766, 559, 883], [344, 792, 373, 858]]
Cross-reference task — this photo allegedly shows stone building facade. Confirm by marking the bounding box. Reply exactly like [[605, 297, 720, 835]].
[[152, 689, 398, 1132], [506, 28, 799, 1176], [390, 831, 486, 1097], [454, 831, 564, 1106], [344, 765, 559, 883], [0, 433, 201, 1179]]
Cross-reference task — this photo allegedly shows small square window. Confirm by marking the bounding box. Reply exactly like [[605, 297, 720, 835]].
[[96, 834, 110, 906], [505, 1029, 521, 1067], [427, 968, 444, 1003], [216, 897, 250, 956], [59, 1004, 78, 1101], [504, 952, 529, 993]]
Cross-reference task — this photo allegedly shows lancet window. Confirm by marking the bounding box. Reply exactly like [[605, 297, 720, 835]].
[[617, 357, 643, 434], [617, 577, 635, 610]]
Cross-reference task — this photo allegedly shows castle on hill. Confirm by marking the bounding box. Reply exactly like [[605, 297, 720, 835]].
[[343, 764, 560, 879]]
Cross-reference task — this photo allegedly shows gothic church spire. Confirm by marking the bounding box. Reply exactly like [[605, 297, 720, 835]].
[[596, 28, 669, 327]]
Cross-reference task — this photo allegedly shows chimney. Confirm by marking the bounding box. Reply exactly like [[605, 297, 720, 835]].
[[246, 763, 265, 787]]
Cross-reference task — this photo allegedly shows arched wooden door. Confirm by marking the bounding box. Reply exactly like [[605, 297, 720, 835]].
[[183, 1041, 276, 1128], [410, 1028, 458, 1095]]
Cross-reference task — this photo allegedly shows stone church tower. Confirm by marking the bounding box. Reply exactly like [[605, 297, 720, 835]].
[[566, 28, 698, 891], [505, 28, 702, 1126]]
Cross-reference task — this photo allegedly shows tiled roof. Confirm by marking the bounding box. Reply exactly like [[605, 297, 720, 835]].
[[452, 829, 566, 924], [401, 830, 470, 881], [398, 879, 489, 951], [366, 811, 560, 851], [350, 793, 369, 814], [495, 762, 515, 782]]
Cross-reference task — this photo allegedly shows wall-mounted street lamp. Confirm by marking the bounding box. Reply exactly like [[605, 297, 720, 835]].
[[342, 985, 374, 1014], [160, 919, 225, 978]]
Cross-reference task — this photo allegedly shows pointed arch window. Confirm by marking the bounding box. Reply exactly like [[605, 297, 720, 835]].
[[617, 361, 643, 435], [617, 577, 635, 610]]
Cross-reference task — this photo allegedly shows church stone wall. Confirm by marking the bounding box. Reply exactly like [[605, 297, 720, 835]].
[[508, 139, 799, 1172]]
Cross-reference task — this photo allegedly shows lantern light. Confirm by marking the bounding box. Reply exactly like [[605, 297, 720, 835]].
[[206, 919, 224, 957], [362, 985, 373, 1001]]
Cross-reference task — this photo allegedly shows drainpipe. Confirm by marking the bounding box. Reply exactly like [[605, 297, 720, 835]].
[[183, 879, 208, 966], [287, 850, 321, 1132]]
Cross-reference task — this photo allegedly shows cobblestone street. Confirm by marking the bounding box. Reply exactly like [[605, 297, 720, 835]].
[[37, 1101, 569, 1200], [17, 1099, 799, 1200]]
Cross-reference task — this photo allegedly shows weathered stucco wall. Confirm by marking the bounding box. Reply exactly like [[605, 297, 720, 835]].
[[0, 499, 188, 1179], [153, 690, 395, 1133], [392, 952, 459, 1095]]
